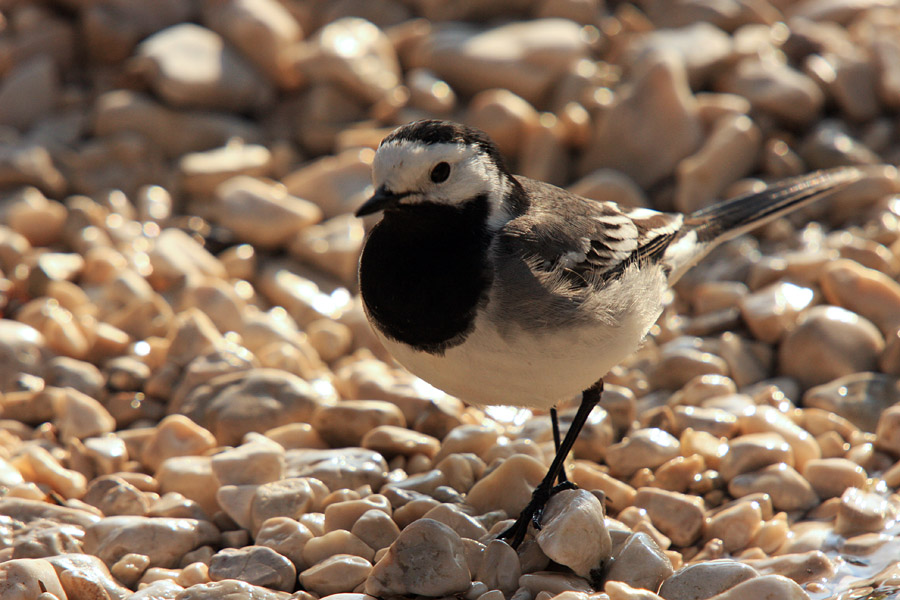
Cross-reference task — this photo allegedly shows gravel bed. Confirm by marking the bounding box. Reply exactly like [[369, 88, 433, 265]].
[[1, 1, 900, 600]]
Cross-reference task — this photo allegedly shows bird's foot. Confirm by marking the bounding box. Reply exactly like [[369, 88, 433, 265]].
[[499, 479, 578, 548]]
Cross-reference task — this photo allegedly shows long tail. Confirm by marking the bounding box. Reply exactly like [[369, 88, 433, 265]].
[[664, 167, 863, 283]]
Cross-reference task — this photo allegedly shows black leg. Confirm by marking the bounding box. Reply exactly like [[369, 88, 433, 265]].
[[500, 380, 603, 548], [550, 407, 570, 486]]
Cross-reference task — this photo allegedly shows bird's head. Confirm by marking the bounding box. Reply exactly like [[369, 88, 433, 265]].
[[356, 120, 522, 227]]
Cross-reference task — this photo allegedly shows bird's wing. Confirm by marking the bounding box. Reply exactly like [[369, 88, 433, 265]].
[[496, 178, 684, 289]]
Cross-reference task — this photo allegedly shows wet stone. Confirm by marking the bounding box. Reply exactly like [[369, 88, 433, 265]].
[[658, 559, 759, 600]]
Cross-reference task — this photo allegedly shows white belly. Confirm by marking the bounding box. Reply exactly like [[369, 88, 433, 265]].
[[373, 267, 667, 409]]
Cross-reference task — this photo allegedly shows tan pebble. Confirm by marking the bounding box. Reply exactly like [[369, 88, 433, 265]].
[[680, 429, 728, 470], [606, 428, 681, 478], [727, 463, 818, 512], [17, 298, 90, 359], [748, 512, 789, 554], [571, 463, 636, 514], [433, 424, 499, 464], [302, 530, 374, 566], [605, 579, 664, 599], [835, 487, 893, 536], [361, 425, 440, 459], [719, 433, 794, 482], [743, 550, 834, 585], [801, 458, 867, 499], [671, 406, 737, 438], [650, 346, 729, 391], [208, 545, 295, 591], [738, 282, 815, 344], [282, 148, 373, 219], [324, 495, 391, 533], [654, 455, 705, 493], [476, 539, 521, 596], [51, 387, 116, 441], [17, 445, 87, 499], [176, 561, 210, 587], [568, 169, 648, 211], [605, 532, 672, 591], [181, 143, 273, 197], [406, 68, 456, 115], [876, 405, 900, 456], [264, 422, 328, 450], [423, 503, 488, 540], [216, 484, 257, 530], [674, 114, 762, 214], [0, 558, 68, 600], [312, 400, 405, 447], [519, 116, 569, 187], [659, 559, 758, 600], [536, 489, 611, 578], [7, 189, 67, 247], [519, 571, 593, 595], [256, 516, 314, 571], [738, 406, 820, 469], [365, 518, 470, 597], [351, 508, 400, 552], [465, 89, 539, 157], [299, 512, 326, 537], [250, 477, 326, 533], [779, 305, 884, 390], [704, 500, 762, 553], [156, 456, 219, 517], [305, 318, 353, 362], [301, 554, 373, 596], [84, 515, 218, 569], [83, 475, 151, 517], [111, 552, 151, 588], [820, 259, 900, 336], [465, 454, 546, 517], [140, 414, 217, 473], [634, 488, 705, 547], [392, 497, 441, 530], [211, 440, 285, 486]]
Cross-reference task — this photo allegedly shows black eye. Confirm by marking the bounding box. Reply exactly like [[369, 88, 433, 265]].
[[430, 161, 450, 183]]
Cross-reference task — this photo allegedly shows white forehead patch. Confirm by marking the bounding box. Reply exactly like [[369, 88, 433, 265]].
[[373, 140, 468, 193]]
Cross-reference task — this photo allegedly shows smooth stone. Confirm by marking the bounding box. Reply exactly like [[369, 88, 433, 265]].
[[606, 532, 673, 592], [704, 500, 763, 553], [250, 477, 328, 533], [433, 425, 499, 464], [519, 571, 593, 595], [570, 466, 637, 512], [627, 23, 732, 88], [83, 476, 151, 517], [659, 559, 759, 600], [289, 216, 366, 286], [606, 580, 666, 600], [716, 57, 824, 126], [178, 368, 334, 446], [728, 463, 819, 512], [835, 487, 892, 535], [211, 440, 285, 486], [674, 114, 762, 214], [422, 503, 488, 540], [606, 428, 681, 478], [0, 558, 68, 600], [208, 545, 296, 592], [15, 445, 87, 498], [361, 425, 440, 459], [165, 579, 292, 599], [351, 509, 400, 552], [44, 552, 131, 600], [149, 228, 227, 289], [282, 148, 374, 219], [45, 357, 104, 398], [212, 176, 321, 248], [140, 413, 217, 473], [705, 574, 808, 600], [0, 498, 100, 529], [536, 489, 611, 579], [365, 518, 470, 597], [799, 120, 881, 169], [804, 372, 900, 433], [578, 53, 702, 188], [465, 88, 540, 158], [132, 23, 273, 111], [738, 282, 816, 344], [650, 345, 729, 391], [802, 458, 868, 499], [634, 488, 705, 547], [719, 433, 795, 482], [568, 169, 649, 209], [820, 259, 900, 335], [180, 142, 272, 196], [255, 516, 315, 571], [324, 495, 391, 533], [285, 448, 388, 491], [465, 454, 547, 517], [742, 550, 834, 585], [671, 406, 738, 438], [737, 406, 821, 470], [780, 305, 884, 390], [51, 387, 116, 441], [300, 554, 373, 596], [476, 540, 522, 597], [83, 516, 219, 569], [312, 400, 406, 447]]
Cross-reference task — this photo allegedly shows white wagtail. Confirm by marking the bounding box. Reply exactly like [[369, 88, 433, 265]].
[[355, 119, 861, 547]]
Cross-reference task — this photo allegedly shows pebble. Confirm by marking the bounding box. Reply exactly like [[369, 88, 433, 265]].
[[51, 387, 116, 441], [361, 425, 440, 459], [606, 580, 665, 600], [536, 489, 611, 579], [365, 518, 470, 597], [804, 372, 900, 433], [0, 558, 68, 600], [249, 477, 327, 533], [208, 545, 296, 592], [605, 532, 673, 592], [169, 579, 292, 599], [658, 560, 758, 600], [83, 475, 151, 516], [802, 458, 868, 499], [132, 23, 273, 111], [255, 516, 314, 571], [835, 487, 893, 535], [717, 57, 824, 126], [300, 554, 374, 596], [567, 169, 649, 209], [423, 503, 487, 540], [211, 439, 286, 486], [14, 445, 87, 499], [742, 550, 834, 585], [702, 574, 809, 600], [634, 488, 705, 547], [579, 53, 702, 188], [180, 142, 273, 196], [351, 509, 401, 552], [738, 282, 816, 344], [606, 428, 682, 478], [820, 259, 900, 335], [286, 447, 388, 491], [210, 176, 322, 249], [718, 433, 795, 481], [779, 305, 885, 390], [476, 539, 521, 596], [312, 400, 406, 447], [140, 414, 217, 473], [728, 463, 819, 512], [704, 500, 763, 553], [465, 454, 546, 517], [84, 515, 219, 569], [282, 148, 374, 219], [289, 216, 366, 286], [465, 89, 540, 158]]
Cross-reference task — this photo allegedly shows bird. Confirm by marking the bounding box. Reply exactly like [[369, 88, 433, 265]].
[[355, 118, 861, 548]]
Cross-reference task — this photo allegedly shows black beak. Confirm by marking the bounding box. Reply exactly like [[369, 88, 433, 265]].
[[355, 187, 407, 217]]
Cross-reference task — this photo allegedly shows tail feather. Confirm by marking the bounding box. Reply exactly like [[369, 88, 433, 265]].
[[664, 167, 863, 282]]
